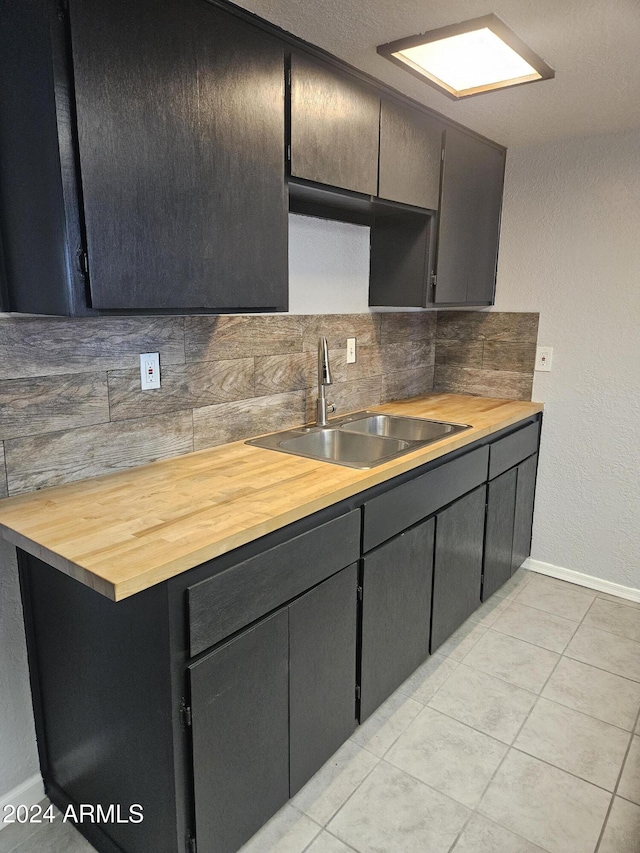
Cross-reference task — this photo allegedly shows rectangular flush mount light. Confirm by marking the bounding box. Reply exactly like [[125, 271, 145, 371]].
[[377, 14, 554, 99]]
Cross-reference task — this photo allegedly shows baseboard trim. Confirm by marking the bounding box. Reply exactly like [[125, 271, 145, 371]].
[[525, 558, 640, 603], [0, 773, 45, 830]]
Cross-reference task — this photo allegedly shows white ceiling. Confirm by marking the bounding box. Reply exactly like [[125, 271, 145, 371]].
[[233, 0, 640, 148]]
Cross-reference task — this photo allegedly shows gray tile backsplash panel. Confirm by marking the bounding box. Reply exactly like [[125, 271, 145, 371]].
[[108, 358, 255, 420], [301, 314, 381, 351], [0, 310, 536, 496], [433, 367, 534, 402], [5, 412, 194, 495], [482, 342, 537, 372], [193, 391, 307, 451], [436, 312, 539, 343], [303, 378, 383, 423], [380, 312, 436, 344], [185, 315, 306, 361], [0, 373, 110, 440], [381, 366, 435, 404], [0, 317, 186, 380], [435, 312, 538, 401], [254, 352, 315, 396]]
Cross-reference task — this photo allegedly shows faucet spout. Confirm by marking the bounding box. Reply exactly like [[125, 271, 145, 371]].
[[316, 336, 335, 426]]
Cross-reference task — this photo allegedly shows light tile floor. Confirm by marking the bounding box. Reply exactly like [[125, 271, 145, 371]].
[[2, 570, 640, 853]]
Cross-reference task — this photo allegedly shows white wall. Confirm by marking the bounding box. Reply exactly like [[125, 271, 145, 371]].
[[288, 214, 372, 313], [494, 128, 640, 589]]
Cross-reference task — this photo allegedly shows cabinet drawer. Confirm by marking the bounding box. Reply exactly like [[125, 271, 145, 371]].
[[188, 510, 361, 656], [362, 446, 489, 552], [489, 421, 540, 480]]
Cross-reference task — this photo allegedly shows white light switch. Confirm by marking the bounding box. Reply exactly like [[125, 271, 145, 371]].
[[535, 346, 553, 372], [346, 337, 357, 364], [140, 352, 161, 390]]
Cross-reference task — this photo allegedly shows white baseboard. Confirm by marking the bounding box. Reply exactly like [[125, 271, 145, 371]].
[[524, 558, 640, 603], [0, 774, 45, 830]]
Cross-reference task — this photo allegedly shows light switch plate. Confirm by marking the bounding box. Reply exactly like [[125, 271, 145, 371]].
[[346, 337, 356, 364], [535, 346, 553, 372], [140, 352, 161, 390]]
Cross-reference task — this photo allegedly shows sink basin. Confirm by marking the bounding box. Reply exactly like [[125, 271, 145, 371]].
[[280, 428, 411, 467], [246, 410, 472, 469], [340, 413, 469, 443]]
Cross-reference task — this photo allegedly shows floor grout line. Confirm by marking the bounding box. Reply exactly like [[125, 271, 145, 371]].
[[594, 703, 640, 852]]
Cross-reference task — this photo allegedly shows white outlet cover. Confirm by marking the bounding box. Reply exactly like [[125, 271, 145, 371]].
[[140, 352, 161, 390], [346, 337, 357, 364], [535, 346, 553, 372]]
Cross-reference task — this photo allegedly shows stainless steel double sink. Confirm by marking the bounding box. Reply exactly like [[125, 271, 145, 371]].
[[246, 411, 471, 469]]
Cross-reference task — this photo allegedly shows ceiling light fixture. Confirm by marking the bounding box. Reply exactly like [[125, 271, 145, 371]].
[[377, 14, 554, 99]]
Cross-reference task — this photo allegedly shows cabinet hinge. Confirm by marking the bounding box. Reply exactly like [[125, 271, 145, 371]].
[[286, 143, 291, 162], [357, 585, 363, 602], [430, 273, 437, 291], [186, 835, 196, 853], [286, 67, 292, 86], [78, 250, 89, 280], [355, 684, 361, 701], [180, 698, 192, 729]]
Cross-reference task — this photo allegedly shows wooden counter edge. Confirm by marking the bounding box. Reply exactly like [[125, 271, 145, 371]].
[[0, 398, 544, 601]]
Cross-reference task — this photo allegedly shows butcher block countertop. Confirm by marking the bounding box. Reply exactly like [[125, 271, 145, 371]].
[[0, 394, 543, 601]]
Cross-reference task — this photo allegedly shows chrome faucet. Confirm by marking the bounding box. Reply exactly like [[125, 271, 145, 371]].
[[316, 336, 336, 426]]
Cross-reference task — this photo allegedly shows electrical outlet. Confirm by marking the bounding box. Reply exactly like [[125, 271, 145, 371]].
[[140, 352, 161, 390], [346, 337, 356, 364], [535, 346, 553, 372]]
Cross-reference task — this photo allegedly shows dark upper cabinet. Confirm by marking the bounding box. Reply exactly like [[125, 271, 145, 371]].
[[289, 53, 380, 196], [378, 99, 442, 209], [360, 519, 434, 721], [69, 0, 288, 311], [432, 127, 505, 306]]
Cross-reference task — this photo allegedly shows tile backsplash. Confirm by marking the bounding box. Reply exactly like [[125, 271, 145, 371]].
[[0, 310, 537, 497], [434, 312, 539, 401]]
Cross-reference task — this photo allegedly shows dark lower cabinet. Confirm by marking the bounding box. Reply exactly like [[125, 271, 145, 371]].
[[483, 468, 518, 601], [19, 418, 541, 853], [189, 612, 290, 853], [289, 564, 358, 794], [431, 486, 486, 651], [483, 451, 539, 601], [189, 563, 358, 852], [512, 454, 538, 572], [360, 519, 434, 720]]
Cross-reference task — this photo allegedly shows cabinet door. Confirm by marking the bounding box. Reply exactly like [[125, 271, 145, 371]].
[[483, 469, 517, 601], [189, 611, 289, 853], [379, 100, 442, 209], [290, 53, 380, 195], [433, 127, 505, 305], [431, 486, 486, 651], [70, 0, 287, 310], [289, 564, 358, 795], [512, 454, 538, 572], [360, 519, 434, 721]]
